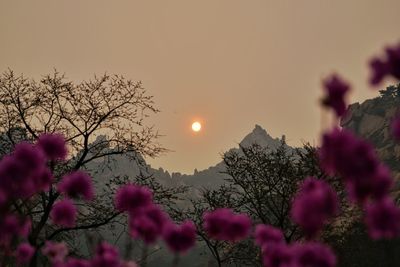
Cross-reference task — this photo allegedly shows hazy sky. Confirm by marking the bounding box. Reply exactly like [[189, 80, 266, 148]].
[[1, 1, 400, 173]]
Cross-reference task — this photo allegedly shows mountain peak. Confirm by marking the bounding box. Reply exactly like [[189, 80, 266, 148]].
[[239, 124, 283, 149]]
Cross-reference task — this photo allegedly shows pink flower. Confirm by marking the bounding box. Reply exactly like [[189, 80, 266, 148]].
[[13, 142, 45, 173], [37, 133, 68, 161], [346, 164, 393, 203], [254, 224, 284, 248], [121, 261, 139, 267], [365, 197, 400, 239], [16, 243, 35, 264], [262, 243, 292, 267], [91, 242, 120, 267], [0, 214, 31, 247], [369, 42, 400, 85], [42, 241, 69, 263], [63, 258, 91, 267], [319, 128, 393, 204], [50, 199, 77, 227], [203, 208, 252, 242], [291, 178, 338, 237], [163, 220, 197, 254], [128, 204, 168, 244], [58, 171, 94, 201], [391, 115, 400, 141], [322, 74, 350, 117], [33, 167, 54, 192], [291, 242, 336, 267], [114, 184, 153, 213]]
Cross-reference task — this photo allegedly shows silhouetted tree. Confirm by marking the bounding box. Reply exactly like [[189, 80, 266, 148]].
[[0, 70, 176, 265], [179, 142, 346, 266]]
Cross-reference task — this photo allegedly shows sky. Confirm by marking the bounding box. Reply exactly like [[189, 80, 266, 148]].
[[1, 0, 400, 174]]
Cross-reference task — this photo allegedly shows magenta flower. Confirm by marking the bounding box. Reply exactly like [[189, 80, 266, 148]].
[[322, 74, 350, 117], [291, 177, 338, 237], [57, 171, 94, 201], [319, 128, 379, 180], [121, 261, 139, 267], [0, 214, 31, 247], [63, 258, 91, 267], [33, 167, 54, 192], [365, 197, 400, 239], [91, 242, 120, 267], [291, 242, 336, 267], [129, 204, 168, 244], [13, 142, 45, 172], [262, 243, 293, 267], [42, 241, 69, 263], [346, 164, 393, 203], [318, 128, 393, 204], [254, 224, 284, 248], [37, 133, 68, 161], [203, 208, 252, 242], [163, 220, 197, 254], [16, 243, 35, 264], [391, 115, 400, 141], [50, 199, 77, 227], [369, 42, 400, 85], [369, 58, 389, 85], [114, 184, 153, 213]]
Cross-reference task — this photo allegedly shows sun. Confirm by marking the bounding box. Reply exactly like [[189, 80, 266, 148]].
[[191, 121, 202, 132]]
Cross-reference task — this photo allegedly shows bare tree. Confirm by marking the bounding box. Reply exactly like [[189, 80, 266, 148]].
[[179, 142, 345, 266], [0, 70, 171, 265]]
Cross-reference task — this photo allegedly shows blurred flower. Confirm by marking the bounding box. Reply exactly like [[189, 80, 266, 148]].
[[62, 258, 91, 267], [42, 241, 69, 263], [114, 184, 153, 213], [163, 220, 197, 254], [322, 74, 350, 117], [319, 128, 393, 203], [91, 242, 120, 267], [203, 208, 252, 242], [37, 133, 68, 161], [0, 214, 31, 247], [16, 243, 35, 264], [365, 197, 400, 239], [58, 171, 94, 201], [254, 224, 284, 248], [262, 243, 292, 267], [369, 42, 400, 85], [129, 204, 168, 244], [50, 199, 77, 227], [291, 242, 336, 267], [391, 115, 400, 141], [291, 177, 339, 237]]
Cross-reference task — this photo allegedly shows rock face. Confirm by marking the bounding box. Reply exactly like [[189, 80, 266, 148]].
[[340, 84, 400, 172]]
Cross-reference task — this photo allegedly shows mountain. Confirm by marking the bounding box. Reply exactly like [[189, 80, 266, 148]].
[[150, 124, 288, 190]]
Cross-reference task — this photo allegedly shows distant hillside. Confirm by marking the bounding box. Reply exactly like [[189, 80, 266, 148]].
[[150, 124, 289, 190]]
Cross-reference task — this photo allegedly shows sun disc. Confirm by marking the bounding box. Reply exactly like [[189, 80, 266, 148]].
[[191, 121, 202, 132]]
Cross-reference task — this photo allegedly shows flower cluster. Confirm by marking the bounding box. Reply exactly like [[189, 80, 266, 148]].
[[291, 177, 339, 237], [203, 208, 252, 242], [115, 184, 197, 254], [319, 127, 400, 238], [42, 240, 138, 267], [322, 74, 351, 117], [255, 225, 336, 267], [369, 42, 400, 85]]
